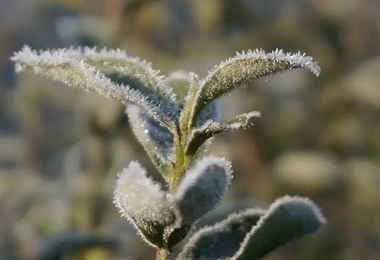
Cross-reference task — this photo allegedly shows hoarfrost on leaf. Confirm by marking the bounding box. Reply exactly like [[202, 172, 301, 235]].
[[188, 49, 321, 128], [11, 46, 180, 130], [177, 209, 265, 259], [174, 156, 233, 225], [233, 196, 326, 260], [186, 111, 261, 155], [113, 161, 177, 248]]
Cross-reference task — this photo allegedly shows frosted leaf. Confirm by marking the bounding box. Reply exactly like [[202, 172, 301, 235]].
[[174, 156, 233, 225], [177, 209, 265, 260], [179, 72, 201, 130], [188, 49, 321, 127], [185, 121, 227, 156], [113, 161, 177, 248], [225, 111, 261, 127], [126, 105, 174, 176], [82, 48, 175, 100], [11, 46, 180, 130], [186, 111, 261, 155], [233, 196, 326, 260]]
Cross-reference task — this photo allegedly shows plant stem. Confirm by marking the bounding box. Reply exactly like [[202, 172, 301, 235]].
[[157, 248, 170, 260], [171, 130, 193, 192]]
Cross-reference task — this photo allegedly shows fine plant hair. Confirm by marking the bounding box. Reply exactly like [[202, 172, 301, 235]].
[[12, 46, 325, 260]]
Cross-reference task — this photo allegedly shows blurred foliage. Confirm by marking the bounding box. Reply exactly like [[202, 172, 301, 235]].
[[1, 0, 380, 259]]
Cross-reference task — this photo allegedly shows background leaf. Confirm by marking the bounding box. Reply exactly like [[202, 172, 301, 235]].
[[164, 71, 191, 104]]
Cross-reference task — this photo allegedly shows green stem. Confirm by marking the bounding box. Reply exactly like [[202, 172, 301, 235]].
[[170, 77, 199, 192], [156, 248, 171, 260], [170, 127, 193, 192], [170, 132, 185, 192]]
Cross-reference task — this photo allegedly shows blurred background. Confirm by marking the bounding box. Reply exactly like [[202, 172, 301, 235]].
[[1, 0, 380, 259]]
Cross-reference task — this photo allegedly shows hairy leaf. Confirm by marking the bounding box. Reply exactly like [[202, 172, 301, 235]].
[[186, 111, 261, 155], [81, 48, 175, 101], [126, 105, 174, 176], [11, 46, 180, 130], [188, 49, 321, 127], [177, 209, 265, 260], [113, 161, 177, 248], [185, 121, 226, 156], [226, 111, 261, 126], [233, 196, 325, 260], [174, 156, 233, 225]]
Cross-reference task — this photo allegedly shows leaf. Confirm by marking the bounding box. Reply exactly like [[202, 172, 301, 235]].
[[188, 49, 321, 128], [11, 46, 180, 130], [126, 105, 174, 177], [37, 232, 118, 260], [173, 156, 233, 225], [82, 48, 176, 101], [185, 121, 226, 156], [113, 161, 177, 248], [186, 111, 261, 155], [197, 98, 223, 126], [233, 196, 325, 260], [177, 209, 265, 260], [164, 70, 191, 104], [225, 111, 261, 126]]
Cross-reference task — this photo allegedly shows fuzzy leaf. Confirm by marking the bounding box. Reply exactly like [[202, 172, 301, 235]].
[[81, 48, 176, 101], [186, 111, 261, 155], [113, 161, 177, 248], [126, 105, 174, 176], [177, 209, 265, 260], [233, 196, 326, 260], [11, 46, 180, 130], [185, 121, 227, 156], [173, 156, 233, 225], [226, 111, 261, 126], [188, 49, 321, 127]]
